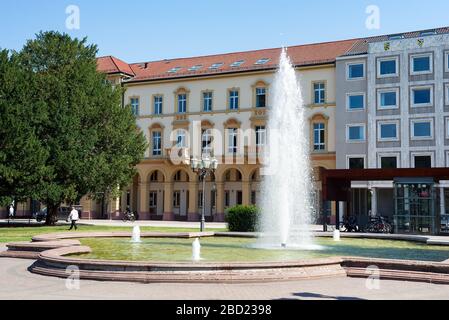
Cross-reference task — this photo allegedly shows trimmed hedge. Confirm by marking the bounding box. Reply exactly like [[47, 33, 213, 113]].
[[225, 205, 260, 232]]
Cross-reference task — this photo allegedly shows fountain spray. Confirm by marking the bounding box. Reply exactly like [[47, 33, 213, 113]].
[[259, 48, 315, 249]]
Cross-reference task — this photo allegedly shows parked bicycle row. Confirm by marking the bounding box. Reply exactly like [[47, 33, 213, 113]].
[[339, 215, 393, 234]]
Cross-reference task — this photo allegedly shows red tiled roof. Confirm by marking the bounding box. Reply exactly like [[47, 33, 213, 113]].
[[125, 39, 358, 82], [97, 56, 135, 77], [96, 26, 449, 82]]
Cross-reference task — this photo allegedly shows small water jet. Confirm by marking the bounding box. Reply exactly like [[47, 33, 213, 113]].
[[333, 230, 341, 242], [192, 238, 201, 261], [131, 225, 141, 243]]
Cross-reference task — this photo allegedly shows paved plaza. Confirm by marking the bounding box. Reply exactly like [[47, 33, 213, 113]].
[[0, 252, 449, 300]]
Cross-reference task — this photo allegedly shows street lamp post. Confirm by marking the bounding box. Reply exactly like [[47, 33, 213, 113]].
[[189, 155, 218, 232]]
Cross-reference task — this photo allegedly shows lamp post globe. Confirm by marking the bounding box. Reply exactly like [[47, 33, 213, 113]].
[[189, 155, 218, 232]]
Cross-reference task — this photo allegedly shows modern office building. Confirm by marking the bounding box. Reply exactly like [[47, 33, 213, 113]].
[[335, 27, 449, 234]]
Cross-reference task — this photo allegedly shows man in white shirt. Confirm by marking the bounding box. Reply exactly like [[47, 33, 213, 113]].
[[68, 207, 80, 231]]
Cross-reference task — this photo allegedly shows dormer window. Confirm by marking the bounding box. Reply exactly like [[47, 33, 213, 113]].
[[230, 60, 245, 67], [389, 35, 404, 40], [167, 67, 181, 73], [255, 58, 270, 65], [188, 65, 202, 71], [420, 31, 436, 37], [209, 63, 223, 70]]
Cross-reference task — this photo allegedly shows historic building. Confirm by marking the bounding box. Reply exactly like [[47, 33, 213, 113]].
[[91, 41, 355, 222]]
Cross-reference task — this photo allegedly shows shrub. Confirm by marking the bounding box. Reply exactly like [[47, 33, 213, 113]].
[[225, 205, 260, 232]]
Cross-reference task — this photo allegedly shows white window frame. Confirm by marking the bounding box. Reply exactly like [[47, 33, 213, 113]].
[[377, 152, 400, 169], [153, 95, 163, 115], [346, 61, 366, 81], [445, 83, 449, 106], [410, 53, 433, 76], [203, 91, 213, 112], [346, 92, 366, 111], [447, 151, 449, 167], [178, 94, 187, 113], [227, 128, 238, 154], [152, 131, 162, 156], [346, 124, 366, 143], [377, 56, 399, 78], [313, 82, 326, 104], [377, 88, 399, 110], [446, 117, 449, 140], [255, 126, 266, 147], [411, 152, 434, 168], [176, 129, 187, 148], [445, 51, 449, 73], [411, 85, 433, 108], [377, 120, 400, 142], [346, 155, 366, 169], [313, 122, 326, 151], [130, 97, 140, 116], [229, 90, 239, 110], [410, 118, 434, 140], [255, 87, 267, 108], [201, 129, 213, 155]]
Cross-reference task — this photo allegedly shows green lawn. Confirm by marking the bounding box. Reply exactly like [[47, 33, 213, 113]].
[[0, 224, 226, 244]]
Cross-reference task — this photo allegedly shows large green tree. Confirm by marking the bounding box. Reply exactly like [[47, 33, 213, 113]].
[[0, 50, 49, 207], [14, 31, 146, 224]]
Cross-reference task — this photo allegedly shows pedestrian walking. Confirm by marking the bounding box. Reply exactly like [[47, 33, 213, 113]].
[[68, 207, 79, 231]]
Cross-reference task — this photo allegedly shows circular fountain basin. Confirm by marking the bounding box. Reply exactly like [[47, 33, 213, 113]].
[[76, 237, 449, 263], [5, 232, 449, 284]]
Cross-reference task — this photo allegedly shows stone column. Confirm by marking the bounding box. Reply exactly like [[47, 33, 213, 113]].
[[139, 182, 148, 220], [215, 182, 225, 222], [109, 197, 120, 220], [371, 188, 378, 217], [163, 182, 174, 221], [80, 196, 92, 220], [242, 180, 251, 206], [120, 191, 128, 214], [188, 181, 199, 221]]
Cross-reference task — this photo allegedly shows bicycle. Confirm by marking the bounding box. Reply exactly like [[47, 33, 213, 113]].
[[122, 211, 136, 222], [366, 216, 392, 234]]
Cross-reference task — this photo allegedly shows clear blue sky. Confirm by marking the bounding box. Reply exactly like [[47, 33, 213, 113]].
[[1, 0, 448, 63]]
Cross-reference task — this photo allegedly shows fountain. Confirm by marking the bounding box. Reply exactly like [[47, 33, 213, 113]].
[[192, 238, 201, 261], [259, 48, 316, 249], [131, 225, 141, 243]]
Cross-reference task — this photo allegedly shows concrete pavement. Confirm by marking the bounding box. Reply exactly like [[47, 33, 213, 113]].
[[0, 257, 449, 300]]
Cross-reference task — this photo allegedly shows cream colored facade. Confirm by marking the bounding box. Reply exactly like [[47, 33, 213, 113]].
[[0, 65, 337, 221], [98, 65, 338, 222]]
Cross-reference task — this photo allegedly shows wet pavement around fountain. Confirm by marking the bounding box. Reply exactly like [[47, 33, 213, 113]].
[[0, 255, 449, 300]]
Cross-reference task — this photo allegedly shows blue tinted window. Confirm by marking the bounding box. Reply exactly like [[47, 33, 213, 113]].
[[413, 88, 431, 105], [348, 126, 364, 140], [348, 64, 364, 79], [380, 124, 397, 139], [380, 59, 397, 75], [348, 95, 364, 109], [380, 91, 397, 107], [414, 122, 431, 137], [413, 56, 430, 72]]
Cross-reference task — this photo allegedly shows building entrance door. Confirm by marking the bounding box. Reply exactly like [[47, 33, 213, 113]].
[[394, 178, 436, 235]]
